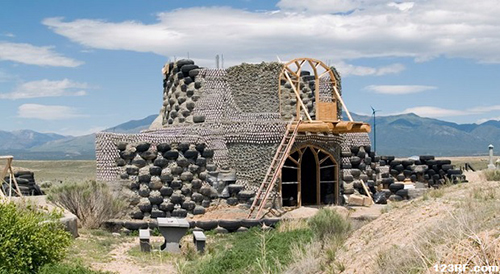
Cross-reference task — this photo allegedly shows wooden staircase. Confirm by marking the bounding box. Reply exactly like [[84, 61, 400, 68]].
[[248, 118, 302, 219]]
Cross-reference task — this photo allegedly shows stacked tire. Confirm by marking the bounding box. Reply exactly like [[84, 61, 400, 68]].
[[116, 141, 255, 219], [341, 145, 380, 197], [2, 171, 43, 196]]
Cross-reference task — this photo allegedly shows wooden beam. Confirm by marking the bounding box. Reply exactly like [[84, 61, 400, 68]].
[[284, 71, 312, 122], [287, 156, 299, 165], [332, 85, 353, 121], [334, 121, 354, 131]]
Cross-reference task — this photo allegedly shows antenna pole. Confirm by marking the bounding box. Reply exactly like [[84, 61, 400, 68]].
[[374, 110, 376, 153]]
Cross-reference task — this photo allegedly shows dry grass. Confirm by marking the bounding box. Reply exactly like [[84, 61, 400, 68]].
[[483, 169, 500, 181], [9, 160, 96, 183], [375, 182, 500, 273]]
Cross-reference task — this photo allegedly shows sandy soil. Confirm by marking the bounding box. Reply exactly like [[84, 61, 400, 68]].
[[334, 171, 495, 274]]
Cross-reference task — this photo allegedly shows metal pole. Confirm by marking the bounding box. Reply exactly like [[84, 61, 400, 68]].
[[373, 112, 376, 153]]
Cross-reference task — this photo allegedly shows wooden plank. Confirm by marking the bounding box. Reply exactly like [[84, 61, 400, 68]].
[[317, 102, 337, 121], [360, 180, 374, 205]]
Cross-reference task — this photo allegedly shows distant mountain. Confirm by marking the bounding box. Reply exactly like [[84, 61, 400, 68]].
[[101, 115, 157, 134], [0, 130, 66, 150], [2, 113, 500, 159], [349, 113, 500, 156], [0, 115, 157, 160]]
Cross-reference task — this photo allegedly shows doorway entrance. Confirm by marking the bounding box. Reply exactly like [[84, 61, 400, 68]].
[[280, 145, 338, 206]]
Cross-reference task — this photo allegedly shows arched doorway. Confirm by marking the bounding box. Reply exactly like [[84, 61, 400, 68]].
[[280, 145, 338, 206]]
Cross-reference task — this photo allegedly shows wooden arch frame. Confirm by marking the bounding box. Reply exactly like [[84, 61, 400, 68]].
[[280, 145, 339, 206], [278, 57, 353, 122]]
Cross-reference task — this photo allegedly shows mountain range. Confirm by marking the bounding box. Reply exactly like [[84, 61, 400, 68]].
[[1, 113, 499, 159], [0, 115, 157, 160]]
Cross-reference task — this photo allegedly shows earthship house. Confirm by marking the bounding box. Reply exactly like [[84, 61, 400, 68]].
[[96, 57, 372, 219]]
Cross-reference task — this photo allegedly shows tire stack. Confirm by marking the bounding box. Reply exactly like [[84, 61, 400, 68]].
[[2, 171, 43, 196], [161, 59, 206, 126], [341, 145, 380, 200], [115, 141, 255, 219], [418, 156, 467, 186], [340, 145, 468, 204], [373, 155, 466, 202]]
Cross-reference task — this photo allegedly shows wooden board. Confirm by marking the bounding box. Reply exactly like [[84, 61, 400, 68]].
[[317, 102, 338, 121]]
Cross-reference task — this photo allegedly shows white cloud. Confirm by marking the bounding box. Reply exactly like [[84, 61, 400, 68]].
[[468, 105, 500, 113], [0, 42, 83, 67], [0, 79, 88, 99], [277, 0, 360, 13], [366, 85, 436, 94], [3, 32, 15, 38], [18, 104, 85, 120], [336, 62, 405, 76], [41, 1, 500, 65], [2, 79, 87, 99], [400, 106, 468, 118], [387, 2, 415, 12]]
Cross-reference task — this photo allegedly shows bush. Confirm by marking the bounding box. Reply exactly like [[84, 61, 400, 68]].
[[48, 181, 126, 229], [308, 208, 351, 247], [483, 169, 500, 181], [0, 202, 72, 273]]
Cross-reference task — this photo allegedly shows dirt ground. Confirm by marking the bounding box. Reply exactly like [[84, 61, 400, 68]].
[[334, 171, 496, 273], [91, 237, 177, 274]]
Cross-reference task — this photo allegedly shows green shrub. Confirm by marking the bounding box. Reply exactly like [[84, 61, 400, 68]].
[[178, 226, 313, 274], [39, 262, 110, 274], [0, 202, 72, 273], [307, 208, 351, 247], [48, 180, 126, 229]]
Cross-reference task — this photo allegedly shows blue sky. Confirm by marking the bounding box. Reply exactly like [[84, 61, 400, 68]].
[[1, 0, 500, 136]]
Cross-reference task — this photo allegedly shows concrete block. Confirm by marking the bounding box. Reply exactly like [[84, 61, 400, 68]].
[[348, 194, 365, 206], [193, 230, 206, 253]]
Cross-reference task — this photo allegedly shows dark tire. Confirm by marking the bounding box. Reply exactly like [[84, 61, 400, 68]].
[[381, 178, 395, 185], [447, 169, 462, 175], [261, 218, 280, 228], [241, 219, 262, 228], [350, 169, 361, 178], [442, 164, 453, 171], [123, 221, 148, 230], [164, 150, 179, 160], [218, 219, 242, 232], [342, 174, 354, 182], [350, 156, 361, 167], [395, 189, 408, 198], [396, 174, 405, 182], [390, 160, 402, 167], [389, 183, 405, 193]]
